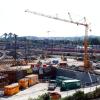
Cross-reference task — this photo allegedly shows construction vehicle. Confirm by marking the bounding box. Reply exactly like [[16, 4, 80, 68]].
[[48, 80, 57, 90]]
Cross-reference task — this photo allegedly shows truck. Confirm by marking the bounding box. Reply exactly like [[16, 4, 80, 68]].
[[56, 76, 72, 86], [48, 80, 57, 91], [60, 79, 81, 91]]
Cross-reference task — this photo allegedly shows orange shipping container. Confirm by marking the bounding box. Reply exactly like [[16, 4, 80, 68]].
[[4, 83, 19, 96], [18, 78, 28, 89], [25, 74, 39, 86]]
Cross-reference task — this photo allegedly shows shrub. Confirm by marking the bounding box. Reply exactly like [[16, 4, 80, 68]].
[[61, 96, 74, 100], [36, 93, 50, 100], [61, 91, 85, 100], [73, 91, 85, 100], [84, 92, 94, 100], [94, 87, 100, 98]]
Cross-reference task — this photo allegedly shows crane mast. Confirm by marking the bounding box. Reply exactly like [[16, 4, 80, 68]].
[[25, 9, 91, 70], [84, 25, 91, 70]]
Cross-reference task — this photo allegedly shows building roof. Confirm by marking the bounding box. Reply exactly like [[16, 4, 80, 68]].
[[63, 79, 80, 83]]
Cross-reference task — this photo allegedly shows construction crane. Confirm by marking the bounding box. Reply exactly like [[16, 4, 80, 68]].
[[25, 9, 91, 71]]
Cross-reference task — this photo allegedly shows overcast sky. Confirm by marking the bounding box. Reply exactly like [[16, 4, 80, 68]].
[[0, 0, 100, 37]]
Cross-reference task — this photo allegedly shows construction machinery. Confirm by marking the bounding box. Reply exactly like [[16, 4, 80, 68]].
[[25, 9, 91, 71]]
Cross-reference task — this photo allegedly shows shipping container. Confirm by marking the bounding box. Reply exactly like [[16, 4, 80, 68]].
[[0, 73, 8, 88], [16, 70, 24, 81], [3, 70, 24, 84], [25, 74, 39, 86], [56, 76, 72, 86], [60, 79, 81, 91], [18, 78, 28, 89], [6, 71, 16, 84], [4, 83, 19, 96]]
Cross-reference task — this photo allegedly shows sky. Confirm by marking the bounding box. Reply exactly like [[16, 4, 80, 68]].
[[0, 0, 100, 37]]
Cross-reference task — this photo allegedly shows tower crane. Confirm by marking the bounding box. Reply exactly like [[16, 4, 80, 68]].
[[25, 9, 91, 71]]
